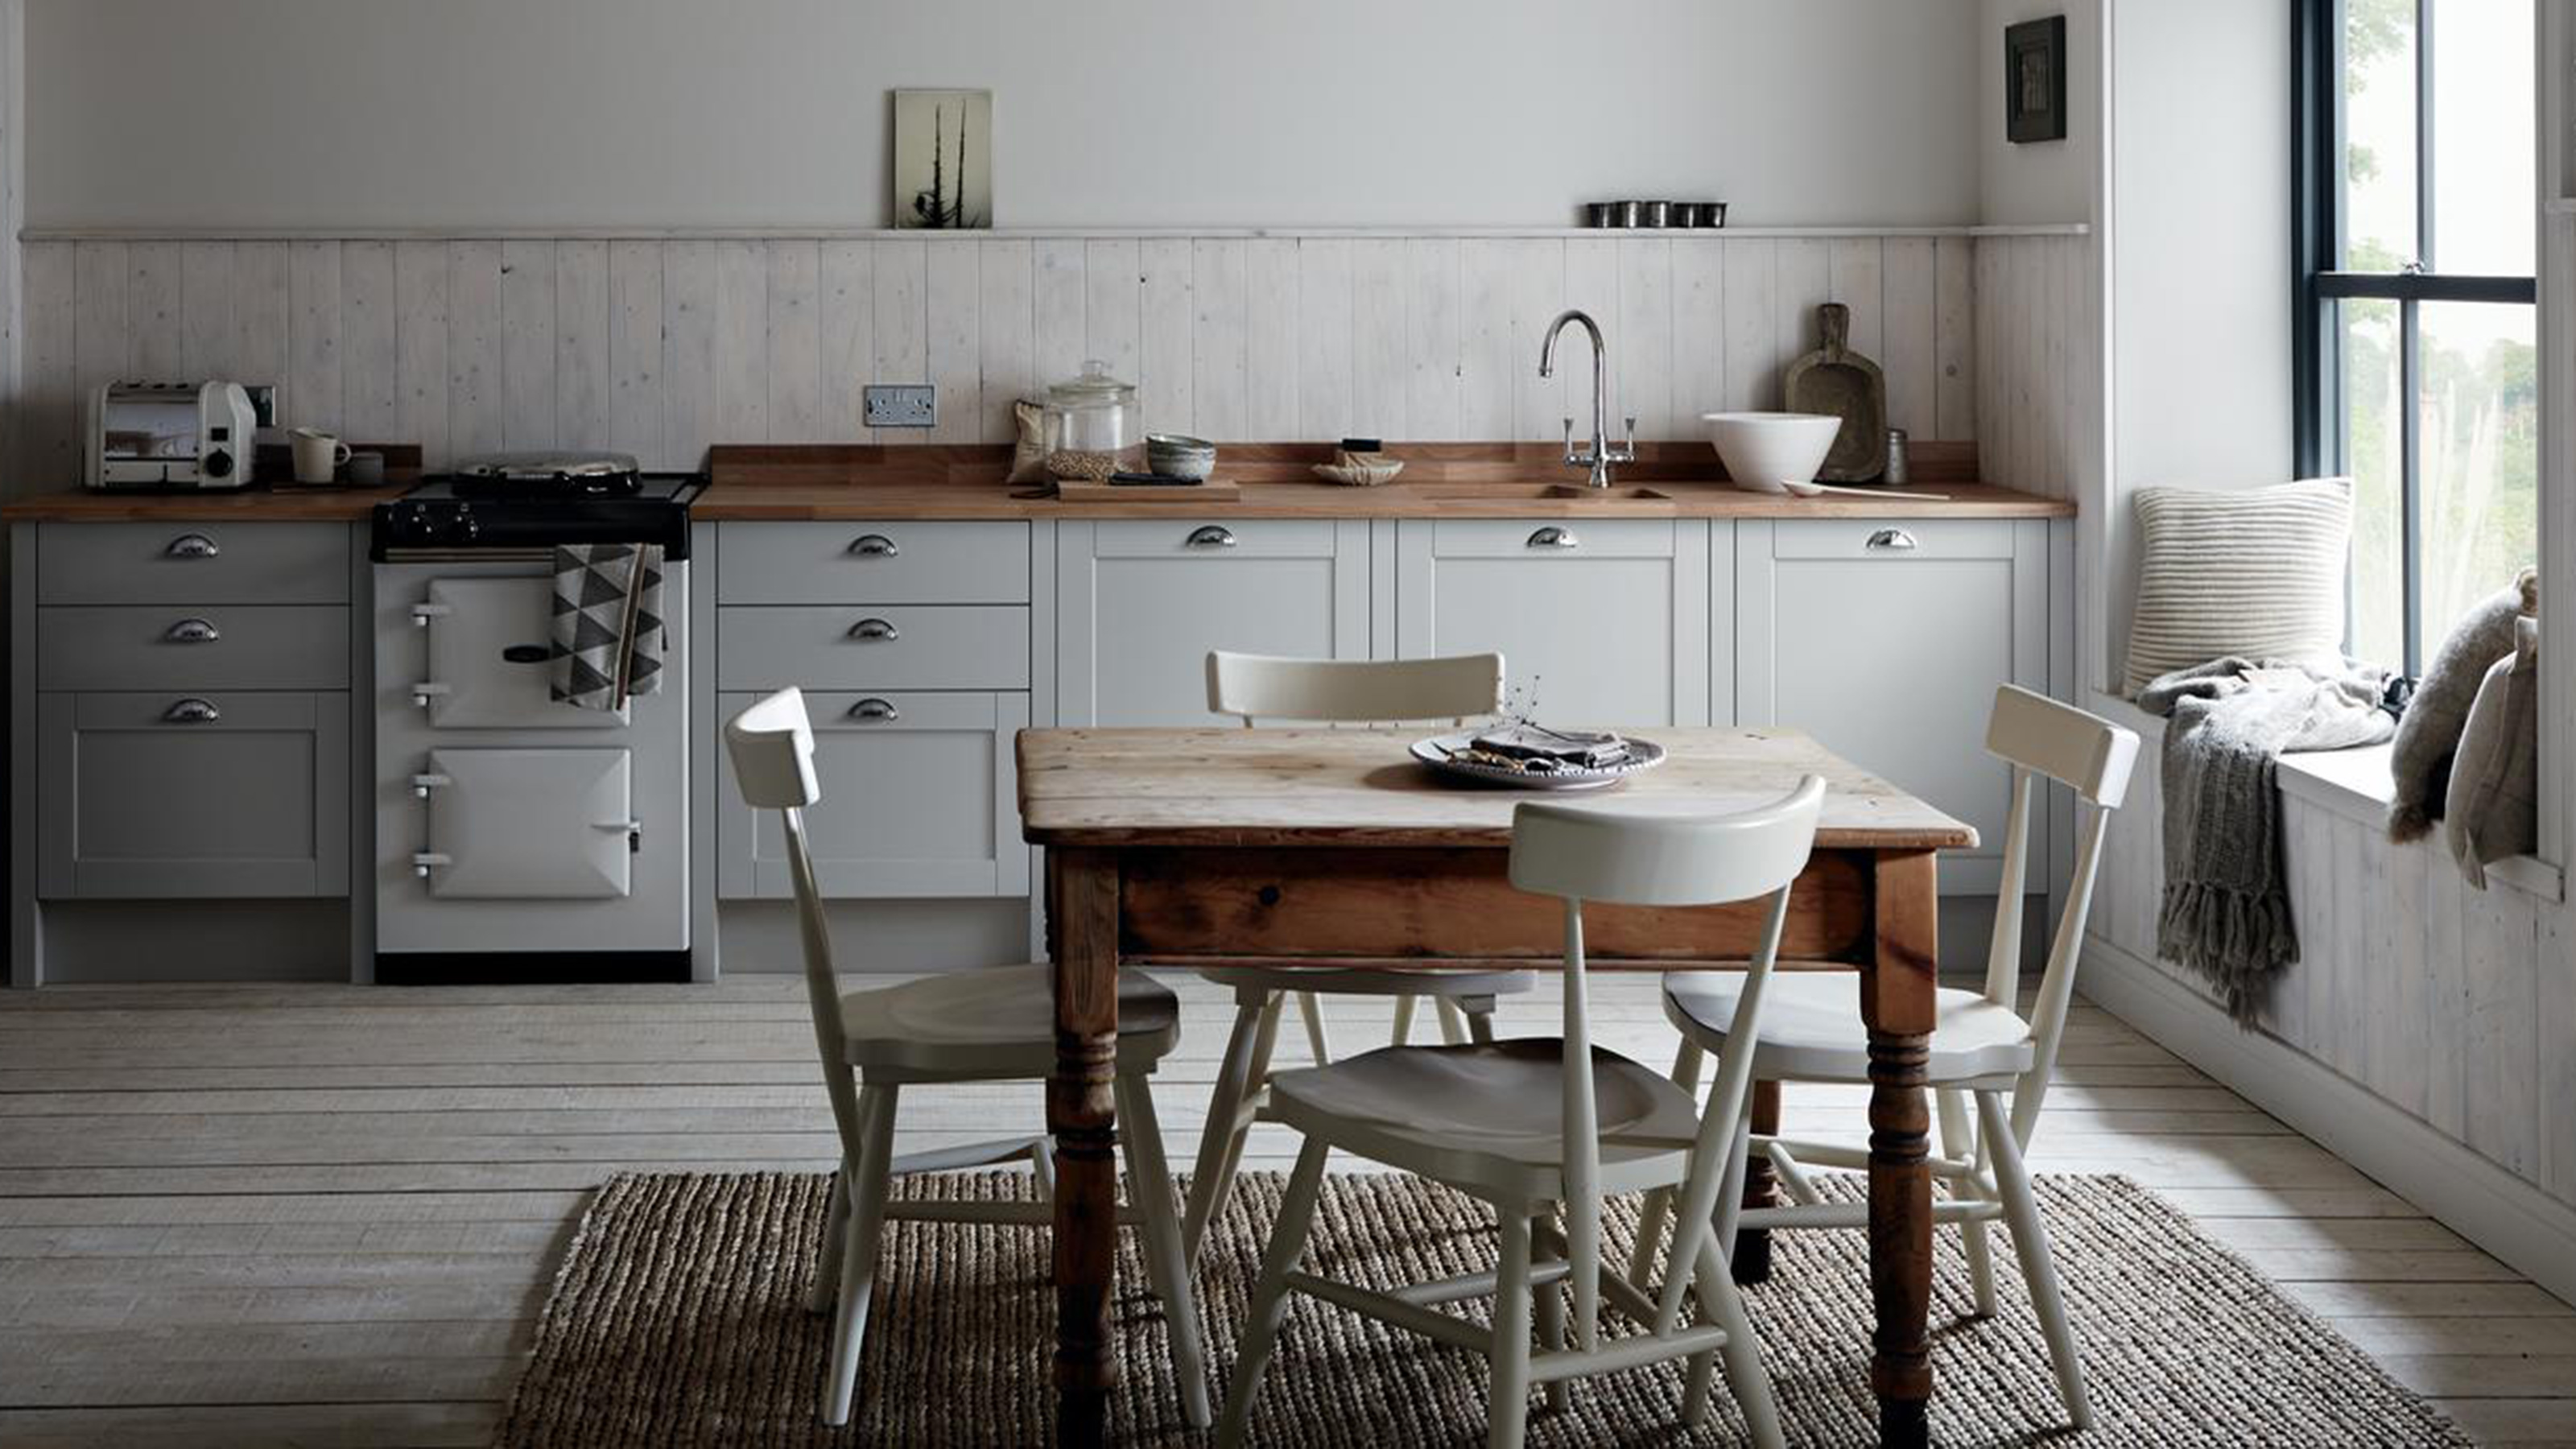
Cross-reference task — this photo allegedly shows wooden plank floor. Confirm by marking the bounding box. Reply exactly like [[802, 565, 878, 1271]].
[[1, 973, 2570, 1447]]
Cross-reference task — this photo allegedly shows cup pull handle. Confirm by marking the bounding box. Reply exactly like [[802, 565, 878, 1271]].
[[846, 617, 901, 642], [1527, 526, 1579, 550], [1865, 528, 1919, 552], [163, 698, 221, 724], [165, 533, 220, 559], [848, 698, 902, 723], [848, 534, 900, 557], [1186, 526, 1237, 549], [164, 617, 221, 644]]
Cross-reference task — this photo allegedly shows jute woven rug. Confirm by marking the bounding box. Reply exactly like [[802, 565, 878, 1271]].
[[493, 1170, 2470, 1447]]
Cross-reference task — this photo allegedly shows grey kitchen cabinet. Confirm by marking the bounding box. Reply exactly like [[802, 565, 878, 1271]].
[[716, 604, 1031, 691], [1393, 518, 1715, 727], [718, 521, 1031, 605], [37, 690, 351, 898], [716, 690, 1030, 898], [1735, 518, 2052, 894], [37, 522, 349, 605], [38, 605, 350, 692], [1055, 518, 1372, 725]]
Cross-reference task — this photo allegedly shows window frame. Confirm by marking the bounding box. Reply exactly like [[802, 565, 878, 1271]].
[[2292, 0, 2537, 675]]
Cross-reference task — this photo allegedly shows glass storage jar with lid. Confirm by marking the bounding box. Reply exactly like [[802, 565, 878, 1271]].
[[1042, 360, 1143, 481]]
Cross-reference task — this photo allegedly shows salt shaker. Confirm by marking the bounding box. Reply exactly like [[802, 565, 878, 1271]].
[[1885, 428, 1911, 485]]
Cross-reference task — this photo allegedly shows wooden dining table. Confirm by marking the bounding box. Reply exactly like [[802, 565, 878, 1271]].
[[1018, 725, 1976, 1447]]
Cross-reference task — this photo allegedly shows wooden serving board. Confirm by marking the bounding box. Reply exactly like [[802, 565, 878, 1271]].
[[1051, 477, 1241, 504]]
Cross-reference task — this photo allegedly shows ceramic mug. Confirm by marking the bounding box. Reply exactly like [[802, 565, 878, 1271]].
[[290, 427, 353, 485]]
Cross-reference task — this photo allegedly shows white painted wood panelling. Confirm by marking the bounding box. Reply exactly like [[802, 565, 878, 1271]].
[[14, 231, 2006, 487], [2089, 711, 2575, 1215]]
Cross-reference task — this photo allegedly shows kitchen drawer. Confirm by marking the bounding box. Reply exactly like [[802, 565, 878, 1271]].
[[719, 521, 1030, 605], [716, 605, 1030, 691], [37, 691, 350, 899], [1765, 518, 2017, 561], [717, 690, 1029, 898], [39, 605, 349, 691], [38, 522, 349, 605]]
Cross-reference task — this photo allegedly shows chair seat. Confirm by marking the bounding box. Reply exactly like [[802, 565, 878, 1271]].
[[1193, 963, 1534, 1001], [840, 964, 1180, 1080], [1265, 1039, 1703, 1200], [1662, 972, 2036, 1084]]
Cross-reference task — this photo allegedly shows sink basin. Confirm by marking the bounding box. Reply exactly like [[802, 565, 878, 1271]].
[[1407, 482, 1676, 502]]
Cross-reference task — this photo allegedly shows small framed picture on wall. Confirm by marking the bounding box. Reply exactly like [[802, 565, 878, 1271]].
[[2005, 16, 2067, 144], [893, 89, 992, 229]]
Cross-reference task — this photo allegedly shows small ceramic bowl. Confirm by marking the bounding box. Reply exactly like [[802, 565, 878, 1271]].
[[1146, 433, 1217, 481]]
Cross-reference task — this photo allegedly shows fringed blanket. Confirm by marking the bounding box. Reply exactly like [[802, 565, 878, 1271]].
[[2137, 658, 2392, 1026]]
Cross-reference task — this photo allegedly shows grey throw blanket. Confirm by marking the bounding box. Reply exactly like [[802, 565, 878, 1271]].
[[551, 543, 667, 711], [2137, 658, 2392, 1026]]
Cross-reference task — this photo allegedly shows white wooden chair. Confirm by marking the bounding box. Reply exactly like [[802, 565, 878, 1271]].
[[1637, 684, 2137, 1430], [1182, 650, 1537, 1266], [724, 687, 1212, 1430], [1216, 776, 1827, 1449]]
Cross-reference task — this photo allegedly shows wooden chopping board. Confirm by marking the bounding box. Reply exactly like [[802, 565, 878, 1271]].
[[1783, 302, 1889, 483], [1051, 477, 1243, 504]]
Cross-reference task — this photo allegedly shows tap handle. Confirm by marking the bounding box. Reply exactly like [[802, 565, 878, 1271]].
[[1613, 416, 1639, 462], [1560, 416, 1575, 457]]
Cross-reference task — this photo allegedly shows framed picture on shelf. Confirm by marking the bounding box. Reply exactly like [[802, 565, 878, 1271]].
[[892, 89, 992, 229], [2005, 16, 2067, 144]]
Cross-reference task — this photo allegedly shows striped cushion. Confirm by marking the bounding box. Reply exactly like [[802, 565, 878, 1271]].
[[2124, 479, 2351, 696]]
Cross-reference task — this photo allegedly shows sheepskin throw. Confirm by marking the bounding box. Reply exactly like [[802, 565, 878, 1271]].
[[2124, 481, 2353, 697], [2139, 657, 2393, 1026], [2443, 615, 2541, 886], [2388, 567, 2538, 842]]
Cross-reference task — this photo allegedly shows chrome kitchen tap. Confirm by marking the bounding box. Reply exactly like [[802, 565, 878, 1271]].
[[1538, 308, 1635, 488]]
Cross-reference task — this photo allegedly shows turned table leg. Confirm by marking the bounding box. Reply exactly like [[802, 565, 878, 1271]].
[[1863, 849, 1939, 1448], [1047, 848, 1121, 1448], [1732, 1079, 1781, 1283]]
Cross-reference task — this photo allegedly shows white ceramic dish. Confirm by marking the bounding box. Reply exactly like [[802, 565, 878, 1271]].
[[1410, 731, 1667, 791], [1703, 411, 1843, 493]]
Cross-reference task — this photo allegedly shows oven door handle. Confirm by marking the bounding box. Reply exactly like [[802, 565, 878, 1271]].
[[411, 852, 452, 879], [411, 682, 452, 709], [411, 771, 453, 799], [410, 602, 453, 629]]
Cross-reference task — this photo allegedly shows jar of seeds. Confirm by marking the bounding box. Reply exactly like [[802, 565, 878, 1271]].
[[1042, 360, 1143, 482]]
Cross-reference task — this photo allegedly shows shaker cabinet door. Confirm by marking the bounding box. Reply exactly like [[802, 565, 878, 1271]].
[[1393, 518, 1711, 728], [1055, 520, 1371, 725], [37, 691, 350, 898], [1736, 518, 2050, 894], [716, 691, 1029, 899]]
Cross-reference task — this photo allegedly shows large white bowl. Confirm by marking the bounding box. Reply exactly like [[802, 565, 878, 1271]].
[[1703, 411, 1843, 493]]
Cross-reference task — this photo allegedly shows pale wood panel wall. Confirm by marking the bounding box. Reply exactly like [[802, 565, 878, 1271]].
[[2090, 736, 2576, 1211], [1974, 233, 2090, 507], [10, 233, 2027, 486]]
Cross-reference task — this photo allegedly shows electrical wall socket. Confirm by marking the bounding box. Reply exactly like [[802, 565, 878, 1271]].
[[862, 383, 938, 429]]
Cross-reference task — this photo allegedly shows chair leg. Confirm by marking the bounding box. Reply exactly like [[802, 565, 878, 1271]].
[[1462, 995, 1499, 1046], [1390, 993, 1418, 1046], [1488, 1208, 1535, 1449], [808, 1163, 850, 1315], [1686, 1220, 1785, 1449], [1938, 1087, 1998, 1317], [1979, 1089, 2092, 1430], [1627, 1038, 1707, 1290], [1117, 1073, 1213, 1429], [1182, 997, 1268, 1269], [1215, 1137, 1331, 1449], [822, 1083, 899, 1428], [1435, 996, 1469, 1044], [1711, 1100, 1753, 1265], [1294, 990, 1331, 1065], [1530, 1211, 1569, 1414]]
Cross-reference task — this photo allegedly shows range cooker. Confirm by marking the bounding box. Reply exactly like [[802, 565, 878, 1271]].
[[369, 456, 703, 981]]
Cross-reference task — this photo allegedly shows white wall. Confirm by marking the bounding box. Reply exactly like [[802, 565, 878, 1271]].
[[1979, 0, 2102, 226], [2107, 0, 2294, 690], [25, 0, 1983, 232]]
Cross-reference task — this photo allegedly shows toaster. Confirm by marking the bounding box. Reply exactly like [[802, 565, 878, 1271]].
[[85, 380, 261, 490]]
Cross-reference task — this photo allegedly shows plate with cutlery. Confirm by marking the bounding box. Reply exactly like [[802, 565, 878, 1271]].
[[1411, 722, 1666, 791]]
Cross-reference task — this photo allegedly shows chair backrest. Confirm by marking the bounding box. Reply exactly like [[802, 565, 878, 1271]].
[[1204, 650, 1504, 726], [723, 687, 866, 1166], [1976, 685, 2139, 1147], [1506, 775, 1826, 1350]]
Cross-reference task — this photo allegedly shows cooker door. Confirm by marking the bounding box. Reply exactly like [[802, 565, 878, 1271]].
[[415, 577, 627, 729], [422, 747, 633, 898]]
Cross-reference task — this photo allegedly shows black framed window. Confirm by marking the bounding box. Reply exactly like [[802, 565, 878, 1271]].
[[2294, 0, 2537, 675]]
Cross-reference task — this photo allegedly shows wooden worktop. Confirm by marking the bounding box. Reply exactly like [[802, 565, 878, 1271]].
[[2, 440, 2075, 522], [696, 440, 2072, 520]]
